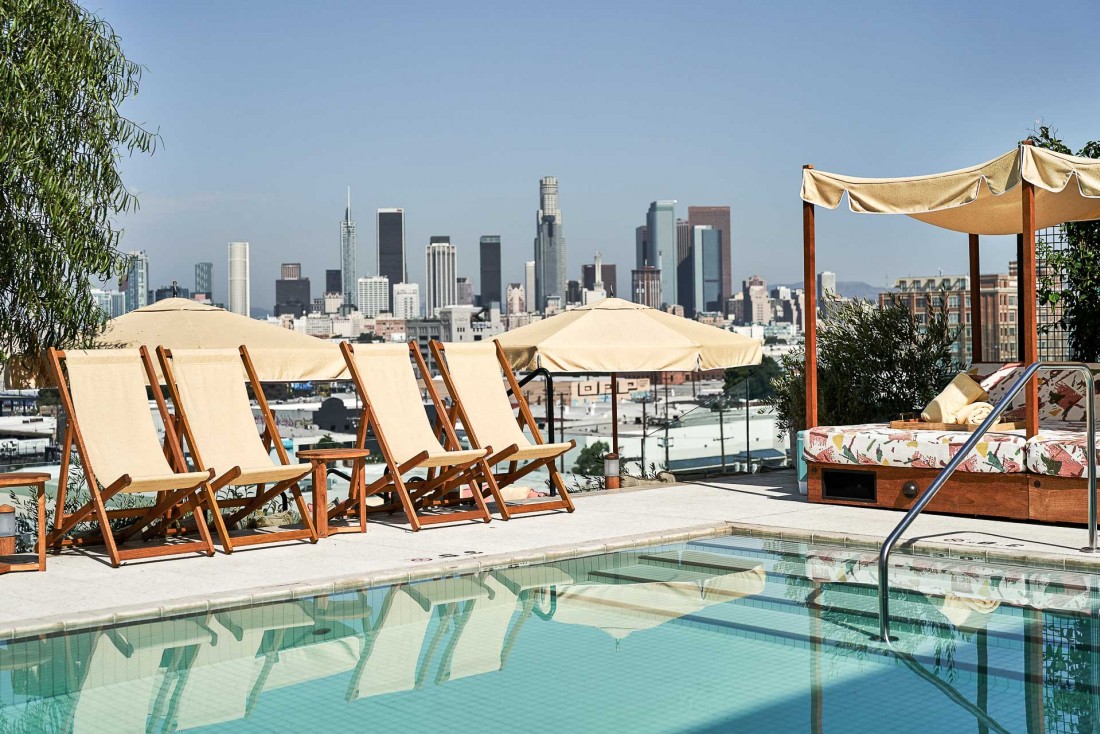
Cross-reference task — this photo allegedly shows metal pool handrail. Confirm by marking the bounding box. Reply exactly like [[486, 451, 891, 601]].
[[878, 361, 1097, 643]]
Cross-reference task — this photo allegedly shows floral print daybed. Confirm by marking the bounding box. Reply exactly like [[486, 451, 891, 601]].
[[804, 363, 1100, 477]]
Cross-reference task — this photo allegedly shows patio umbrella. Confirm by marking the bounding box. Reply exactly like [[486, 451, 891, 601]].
[[495, 297, 763, 452], [97, 298, 346, 382]]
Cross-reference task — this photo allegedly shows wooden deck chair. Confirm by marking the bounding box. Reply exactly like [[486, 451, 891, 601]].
[[157, 346, 318, 552], [345, 577, 493, 700], [430, 340, 575, 519], [45, 347, 215, 567], [340, 341, 492, 530]]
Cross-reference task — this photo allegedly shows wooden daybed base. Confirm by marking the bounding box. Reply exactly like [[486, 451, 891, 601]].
[[808, 462, 1092, 525]]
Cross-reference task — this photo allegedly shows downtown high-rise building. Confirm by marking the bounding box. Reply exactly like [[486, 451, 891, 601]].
[[121, 250, 149, 313], [632, 266, 661, 309], [646, 200, 677, 308], [340, 188, 357, 307], [743, 275, 769, 325], [377, 208, 405, 308], [533, 177, 566, 312], [456, 276, 475, 306], [194, 261, 213, 301], [635, 225, 654, 269], [678, 225, 722, 318], [392, 282, 421, 320], [275, 262, 310, 318], [582, 259, 617, 298], [228, 241, 250, 316], [357, 276, 390, 317], [506, 283, 525, 315], [426, 237, 457, 317], [817, 271, 837, 299], [687, 206, 732, 314], [524, 261, 536, 313], [92, 288, 127, 319], [479, 235, 502, 308], [325, 269, 342, 295]]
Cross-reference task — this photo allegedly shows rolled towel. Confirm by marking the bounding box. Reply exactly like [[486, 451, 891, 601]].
[[920, 372, 988, 423], [955, 401, 994, 426]]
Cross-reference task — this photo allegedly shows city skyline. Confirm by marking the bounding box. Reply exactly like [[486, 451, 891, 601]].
[[94, 2, 1099, 309]]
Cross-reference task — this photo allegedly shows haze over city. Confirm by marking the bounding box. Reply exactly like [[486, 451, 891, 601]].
[[100, 0, 1100, 307]]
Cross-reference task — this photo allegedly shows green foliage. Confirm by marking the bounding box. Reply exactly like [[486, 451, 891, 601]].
[[1030, 125, 1100, 362], [9, 454, 153, 553], [724, 355, 782, 401], [0, 0, 156, 363], [316, 433, 339, 449], [572, 440, 610, 476], [768, 298, 959, 433]]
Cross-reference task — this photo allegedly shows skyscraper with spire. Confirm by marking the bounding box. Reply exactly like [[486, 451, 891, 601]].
[[340, 187, 357, 308], [533, 176, 566, 312]]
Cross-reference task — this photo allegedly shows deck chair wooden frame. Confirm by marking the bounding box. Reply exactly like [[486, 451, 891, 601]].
[[45, 347, 215, 567], [339, 341, 492, 531], [156, 345, 318, 553], [429, 339, 575, 519]]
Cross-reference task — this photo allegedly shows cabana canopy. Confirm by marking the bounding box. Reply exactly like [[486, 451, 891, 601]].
[[801, 145, 1100, 235], [800, 141, 1100, 436], [496, 297, 763, 373], [98, 299, 345, 382]]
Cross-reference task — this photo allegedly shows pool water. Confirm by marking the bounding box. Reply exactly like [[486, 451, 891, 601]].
[[2, 533, 1099, 733]]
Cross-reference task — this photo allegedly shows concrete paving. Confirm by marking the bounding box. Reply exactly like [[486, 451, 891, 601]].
[[3, 469, 1100, 639]]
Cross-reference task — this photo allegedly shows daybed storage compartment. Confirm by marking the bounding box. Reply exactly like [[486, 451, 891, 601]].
[[808, 462, 1032, 520], [820, 468, 876, 503]]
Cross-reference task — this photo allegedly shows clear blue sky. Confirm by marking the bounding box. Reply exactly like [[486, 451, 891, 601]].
[[94, 0, 1100, 308]]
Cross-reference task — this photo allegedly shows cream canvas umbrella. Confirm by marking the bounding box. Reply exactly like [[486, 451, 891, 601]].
[[97, 298, 346, 381], [495, 297, 763, 452]]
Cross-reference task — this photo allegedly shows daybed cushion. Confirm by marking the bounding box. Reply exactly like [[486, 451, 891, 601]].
[[804, 423, 1026, 473], [1025, 425, 1100, 478], [969, 362, 1100, 425]]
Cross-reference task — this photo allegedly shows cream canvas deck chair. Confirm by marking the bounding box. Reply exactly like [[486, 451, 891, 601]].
[[156, 346, 318, 552], [45, 347, 215, 567], [430, 340, 575, 519], [340, 341, 491, 530]]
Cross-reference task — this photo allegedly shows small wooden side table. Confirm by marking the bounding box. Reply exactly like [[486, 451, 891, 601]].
[[0, 472, 49, 574], [296, 448, 371, 537]]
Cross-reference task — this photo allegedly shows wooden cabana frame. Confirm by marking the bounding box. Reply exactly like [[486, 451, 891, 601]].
[[805, 185, 1041, 433], [801, 139, 1100, 435], [800, 141, 1100, 522]]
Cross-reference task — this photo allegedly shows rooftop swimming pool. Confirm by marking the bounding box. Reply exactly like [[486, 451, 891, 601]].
[[2, 532, 1098, 733]]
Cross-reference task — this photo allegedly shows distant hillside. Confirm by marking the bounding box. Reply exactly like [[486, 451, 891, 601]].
[[775, 281, 887, 301]]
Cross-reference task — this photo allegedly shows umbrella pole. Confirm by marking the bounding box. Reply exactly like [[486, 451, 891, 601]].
[[610, 372, 618, 455]]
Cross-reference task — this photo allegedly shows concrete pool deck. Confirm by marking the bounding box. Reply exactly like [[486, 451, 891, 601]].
[[4, 469, 1100, 639]]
